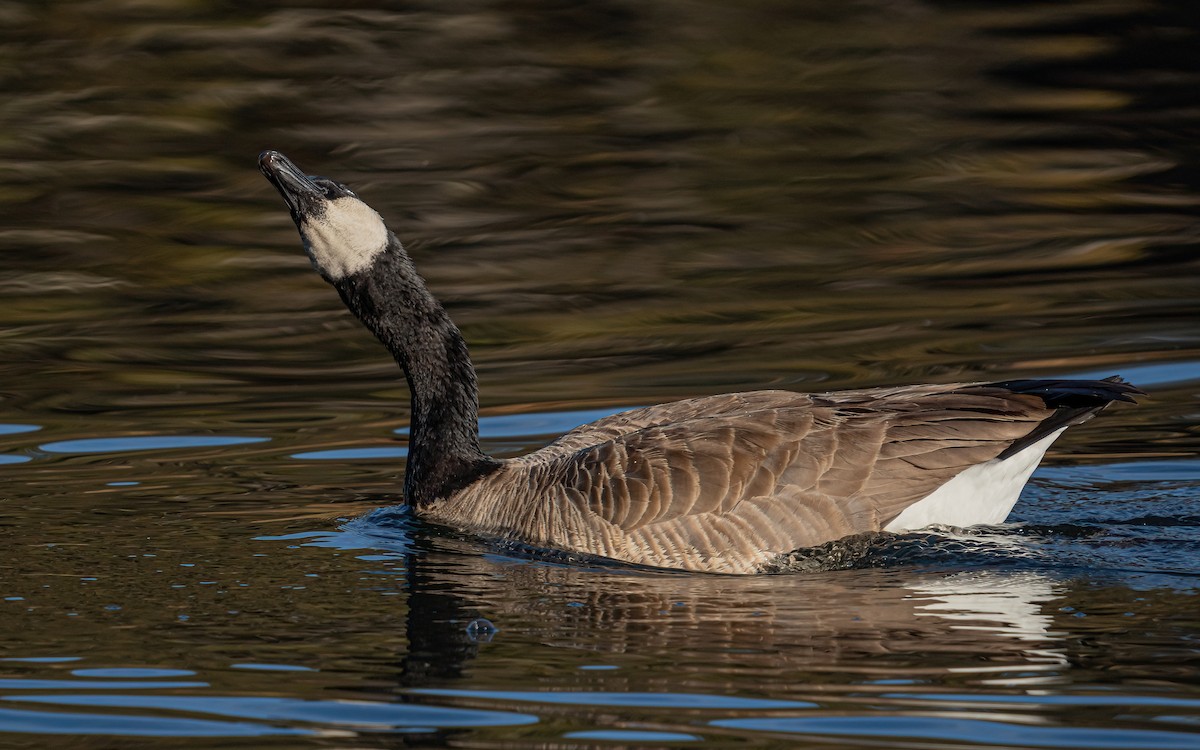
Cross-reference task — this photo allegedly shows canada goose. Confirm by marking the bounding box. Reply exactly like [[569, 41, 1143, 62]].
[[259, 150, 1140, 574]]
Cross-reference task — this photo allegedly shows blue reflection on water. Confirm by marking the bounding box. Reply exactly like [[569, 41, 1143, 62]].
[[291, 446, 407, 460], [565, 729, 701, 741], [70, 669, 196, 679], [395, 406, 631, 438], [1061, 360, 1200, 388], [292, 407, 631, 461], [882, 692, 1200, 708], [0, 425, 40, 436], [256, 522, 414, 559], [0, 658, 80, 664], [0, 706, 307, 737], [230, 664, 315, 672], [411, 689, 813, 709], [0, 680, 206, 690], [711, 715, 1200, 750], [1038, 460, 1200, 484], [6, 694, 537, 729], [39, 436, 269, 454]]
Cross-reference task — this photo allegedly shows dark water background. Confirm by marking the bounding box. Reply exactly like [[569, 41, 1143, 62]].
[[1, 0, 1199, 747]]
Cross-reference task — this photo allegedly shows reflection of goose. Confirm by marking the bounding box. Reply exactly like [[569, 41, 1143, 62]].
[[304, 526, 1072, 685], [911, 571, 1062, 644], [260, 151, 1139, 574], [910, 571, 1070, 681]]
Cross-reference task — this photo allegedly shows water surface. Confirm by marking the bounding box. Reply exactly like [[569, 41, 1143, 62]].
[[0, 0, 1197, 747]]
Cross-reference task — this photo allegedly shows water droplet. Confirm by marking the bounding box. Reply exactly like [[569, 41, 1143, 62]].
[[465, 618, 498, 643]]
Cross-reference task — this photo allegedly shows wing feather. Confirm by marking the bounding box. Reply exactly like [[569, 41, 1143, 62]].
[[530, 385, 1054, 561], [439, 384, 1072, 571]]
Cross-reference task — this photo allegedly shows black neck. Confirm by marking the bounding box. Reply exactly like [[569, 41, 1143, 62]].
[[333, 236, 499, 505]]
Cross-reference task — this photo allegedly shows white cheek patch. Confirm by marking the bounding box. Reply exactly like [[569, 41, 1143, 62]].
[[300, 196, 389, 280]]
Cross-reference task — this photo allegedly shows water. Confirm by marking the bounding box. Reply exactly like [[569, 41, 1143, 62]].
[[1, 0, 1198, 747]]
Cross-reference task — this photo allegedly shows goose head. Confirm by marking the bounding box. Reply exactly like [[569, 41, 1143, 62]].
[[259, 150, 389, 282]]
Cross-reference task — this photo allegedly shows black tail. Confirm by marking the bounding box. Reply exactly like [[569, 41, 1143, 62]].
[[989, 376, 1142, 460]]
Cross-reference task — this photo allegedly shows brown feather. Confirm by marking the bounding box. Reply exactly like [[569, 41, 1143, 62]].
[[418, 381, 1134, 572]]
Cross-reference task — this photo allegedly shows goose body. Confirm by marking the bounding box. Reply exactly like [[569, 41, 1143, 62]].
[[260, 151, 1140, 574]]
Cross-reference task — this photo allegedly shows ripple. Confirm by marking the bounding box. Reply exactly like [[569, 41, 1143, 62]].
[[411, 689, 812, 710], [766, 529, 1039, 572], [291, 446, 407, 460], [70, 669, 196, 679], [395, 406, 631, 439], [0, 706, 307, 738], [1099, 461, 1200, 483], [711, 716, 1200, 750], [39, 436, 269, 455], [565, 729, 701, 741], [5, 695, 537, 730], [882, 692, 1200, 709], [0, 658, 80, 664], [230, 664, 316, 673], [0, 680, 206, 690], [1063, 360, 1200, 388], [0, 424, 40, 436]]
